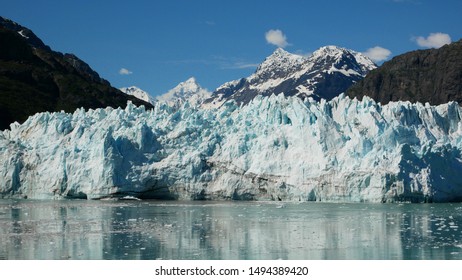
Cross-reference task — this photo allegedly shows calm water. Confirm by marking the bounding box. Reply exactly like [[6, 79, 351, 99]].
[[1, 199, 462, 260]]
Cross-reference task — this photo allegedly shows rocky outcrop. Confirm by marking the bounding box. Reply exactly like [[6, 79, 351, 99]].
[[347, 39, 462, 105]]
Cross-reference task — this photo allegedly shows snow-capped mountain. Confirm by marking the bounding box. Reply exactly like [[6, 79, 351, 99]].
[[2, 94, 462, 202], [119, 46, 375, 109], [156, 77, 212, 107], [209, 46, 376, 105], [120, 86, 156, 105], [120, 78, 212, 108]]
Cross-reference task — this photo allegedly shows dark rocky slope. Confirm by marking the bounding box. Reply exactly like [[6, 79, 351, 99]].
[[347, 39, 462, 105], [0, 16, 152, 130]]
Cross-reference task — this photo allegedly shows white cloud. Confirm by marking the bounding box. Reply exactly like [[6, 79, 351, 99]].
[[265, 29, 289, 48], [295, 50, 312, 58], [415, 33, 452, 48], [363, 46, 392, 63], [228, 62, 260, 69], [119, 68, 133, 75]]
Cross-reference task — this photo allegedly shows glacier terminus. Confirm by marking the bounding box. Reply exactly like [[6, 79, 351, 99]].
[[1, 93, 462, 202]]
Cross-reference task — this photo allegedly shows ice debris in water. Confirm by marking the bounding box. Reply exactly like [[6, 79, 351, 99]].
[[1, 94, 462, 202]]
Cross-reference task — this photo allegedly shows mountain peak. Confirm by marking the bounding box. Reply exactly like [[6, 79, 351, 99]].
[[157, 77, 211, 107], [311, 45, 356, 62], [311, 45, 376, 75], [120, 86, 155, 105], [264, 47, 304, 63], [185, 76, 197, 83], [314, 45, 346, 54], [170, 77, 200, 94], [254, 48, 306, 79], [271, 47, 291, 56]]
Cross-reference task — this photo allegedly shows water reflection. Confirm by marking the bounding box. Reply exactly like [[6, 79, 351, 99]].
[[0, 200, 461, 259]]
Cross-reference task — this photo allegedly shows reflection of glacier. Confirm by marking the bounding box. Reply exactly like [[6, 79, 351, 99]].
[[151, 203, 405, 259], [2, 94, 462, 202], [1, 201, 462, 260], [0, 201, 107, 259]]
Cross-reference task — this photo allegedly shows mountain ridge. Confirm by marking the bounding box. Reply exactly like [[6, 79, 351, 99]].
[[207, 45, 376, 106], [123, 46, 376, 109]]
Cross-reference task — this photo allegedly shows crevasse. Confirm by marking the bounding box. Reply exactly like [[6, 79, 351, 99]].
[[1, 93, 462, 202]]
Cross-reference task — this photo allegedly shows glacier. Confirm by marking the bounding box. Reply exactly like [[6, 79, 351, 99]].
[[1, 94, 462, 202]]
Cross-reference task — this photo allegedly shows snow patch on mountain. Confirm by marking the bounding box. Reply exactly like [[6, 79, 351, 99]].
[[17, 29, 29, 39], [1, 94, 462, 202]]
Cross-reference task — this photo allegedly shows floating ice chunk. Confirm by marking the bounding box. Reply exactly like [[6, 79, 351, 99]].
[[121, 196, 142, 201]]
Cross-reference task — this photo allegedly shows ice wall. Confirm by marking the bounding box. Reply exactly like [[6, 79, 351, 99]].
[[1, 94, 462, 202]]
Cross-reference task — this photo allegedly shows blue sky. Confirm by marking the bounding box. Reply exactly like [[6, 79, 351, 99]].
[[2, 0, 462, 96]]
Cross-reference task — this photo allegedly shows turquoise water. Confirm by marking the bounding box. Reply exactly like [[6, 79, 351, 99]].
[[1, 199, 462, 260]]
